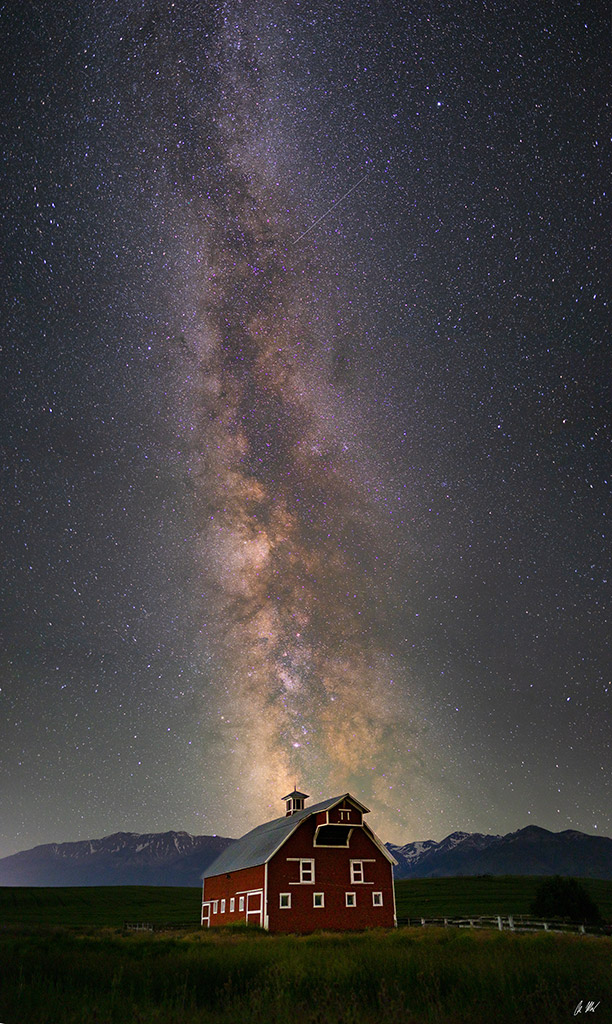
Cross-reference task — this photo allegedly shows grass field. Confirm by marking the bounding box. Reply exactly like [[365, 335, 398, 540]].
[[0, 885, 201, 928], [1, 923, 610, 1023], [2, 876, 611, 928], [395, 875, 612, 922], [1, 881, 610, 1023]]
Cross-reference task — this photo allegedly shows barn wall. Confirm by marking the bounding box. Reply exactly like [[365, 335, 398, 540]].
[[267, 815, 395, 933], [202, 864, 265, 926]]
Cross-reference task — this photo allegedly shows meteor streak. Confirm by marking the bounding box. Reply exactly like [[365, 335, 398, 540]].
[[293, 170, 371, 243]]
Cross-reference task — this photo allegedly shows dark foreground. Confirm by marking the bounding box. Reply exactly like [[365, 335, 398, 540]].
[[1, 924, 610, 1024]]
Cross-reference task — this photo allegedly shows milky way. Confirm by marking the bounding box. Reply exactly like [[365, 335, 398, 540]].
[[179, 9, 421, 830], [2, 0, 609, 856]]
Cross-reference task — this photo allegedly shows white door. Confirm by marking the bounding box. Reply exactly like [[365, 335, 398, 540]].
[[201, 902, 211, 927], [246, 891, 263, 927]]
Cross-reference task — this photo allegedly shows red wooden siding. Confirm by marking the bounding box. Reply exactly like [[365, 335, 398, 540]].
[[267, 814, 395, 933], [327, 801, 363, 827], [202, 795, 396, 933], [202, 863, 265, 927]]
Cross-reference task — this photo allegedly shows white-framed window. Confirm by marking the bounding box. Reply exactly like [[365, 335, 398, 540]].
[[213, 901, 218, 914], [313, 892, 325, 908], [239, 896, 245, 911], [372, 892, 383, 906], [279, 893, 291, 909], [350, 860, 364, 884], [300, 858, 315, 883], [339, 809, 351, 821], [345, 892, 356, 907], [230, 898, 235, 912], [220, 899, 226, 913]]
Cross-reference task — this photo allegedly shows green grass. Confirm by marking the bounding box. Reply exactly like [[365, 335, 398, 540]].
[[1, 881, 611, 1022], [2, 876, 611, 930], [0, 924, 610, 1023], [394, 875, 612, 922], [0, 885, 202, 928]]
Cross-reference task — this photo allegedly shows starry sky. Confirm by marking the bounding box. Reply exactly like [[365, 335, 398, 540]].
[[1, 0, 609, 860]]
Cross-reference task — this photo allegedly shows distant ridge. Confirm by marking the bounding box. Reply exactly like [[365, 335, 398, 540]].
[[0, 831, 235, 887], [388, 825, 612, 880], [1, 824, 611, 886]]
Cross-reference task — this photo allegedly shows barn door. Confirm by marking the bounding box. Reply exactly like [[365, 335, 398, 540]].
[[246, 890, 262, 927], [201, 902, 211, 928]]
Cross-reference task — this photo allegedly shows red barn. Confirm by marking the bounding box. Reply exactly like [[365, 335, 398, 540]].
[[201, 791, 397, 933]]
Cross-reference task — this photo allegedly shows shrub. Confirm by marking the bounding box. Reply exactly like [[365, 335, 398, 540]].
[[530, 877, 601, 924]]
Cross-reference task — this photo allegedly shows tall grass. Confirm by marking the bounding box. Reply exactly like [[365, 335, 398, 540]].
[[1, 925, 610, 1023]]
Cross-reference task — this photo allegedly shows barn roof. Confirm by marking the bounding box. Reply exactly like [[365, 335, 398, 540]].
[[202, 793, 396, 878]]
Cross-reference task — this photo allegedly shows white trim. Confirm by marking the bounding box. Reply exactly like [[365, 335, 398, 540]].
[[350, 858, 375, 884], [392, 865, 398, 927], [246, 889, 263, 927], [230, 898, 235, 912], [301, 858, 315, 883], [313, 825, 353, 847], [201, 902, 211, 927], [220, 899, 226, 913], [263, 861, 269, 931], [286, 857, 315, 883], [350, 859, 364, 883], [212, 900, 218, 914], [372, 891, 383, 906], [345, 892, 356, 907], [362, 822, 398, 865], [239, 896, 245, 911], [313, 892, 325, 908], [279, 892, 291, 909], [259, 794, 371, 867]]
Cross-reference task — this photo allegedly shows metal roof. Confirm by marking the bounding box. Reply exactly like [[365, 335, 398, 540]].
[[202, 793, 383, 878]]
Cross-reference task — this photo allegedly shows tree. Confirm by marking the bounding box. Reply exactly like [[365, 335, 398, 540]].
[[530, 876, 601, 924]]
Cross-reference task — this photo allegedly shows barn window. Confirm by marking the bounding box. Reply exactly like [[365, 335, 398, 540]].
[[372, 892, 383, 906], [239, 896, 245, 911], [230, 898, 235, 912], [345, 892, 356, 907], [350, 860, 364, 883], [313, 892, 325, 908], [213, 901, 218, 914], [279, 893, 291, 909], [314, 825, 351, 846], [220, 899, 226, 913], [300, 858, 315, 883]]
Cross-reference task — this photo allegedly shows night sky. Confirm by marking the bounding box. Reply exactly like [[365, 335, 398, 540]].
[[2, 0, 609, 860]]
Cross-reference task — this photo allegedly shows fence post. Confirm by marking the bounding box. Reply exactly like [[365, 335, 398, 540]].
[[508, 915, 515, 930], [497, 915, 503, 931]]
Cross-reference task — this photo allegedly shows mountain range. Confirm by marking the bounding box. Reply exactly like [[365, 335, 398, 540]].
[[0, 825, 610, 887], [0, 831, 234, 887], [387, 825, 612, 880]]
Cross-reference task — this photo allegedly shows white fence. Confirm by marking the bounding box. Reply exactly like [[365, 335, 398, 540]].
[[397, 915, 604, 935]]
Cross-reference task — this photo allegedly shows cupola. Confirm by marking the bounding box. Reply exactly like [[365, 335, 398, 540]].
[[282, 788, 309, 816]]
